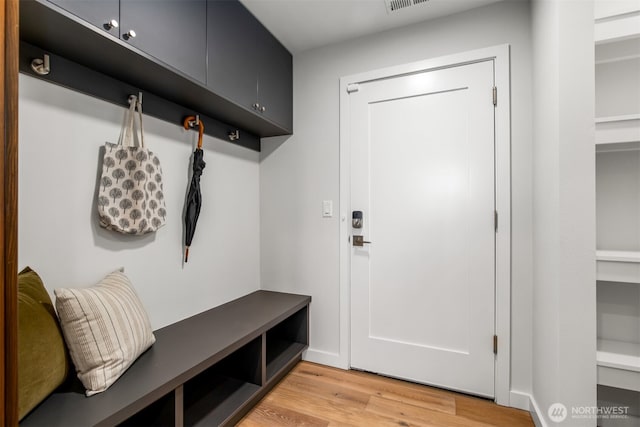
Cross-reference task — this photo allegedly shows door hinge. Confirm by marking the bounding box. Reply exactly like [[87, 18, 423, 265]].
[[347, 83, 360, 94], [494, 210, 498, 232], [493, 335, 498, 354], [492, 86, 497, 107]]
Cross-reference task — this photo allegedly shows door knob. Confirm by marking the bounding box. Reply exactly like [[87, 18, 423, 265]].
[[352, 236, 371, 247], [260, 106, 266, 113], [124, 30, 136, 40]]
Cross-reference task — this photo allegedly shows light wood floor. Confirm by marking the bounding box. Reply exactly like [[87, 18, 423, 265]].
[[238, 361, 533, 427]]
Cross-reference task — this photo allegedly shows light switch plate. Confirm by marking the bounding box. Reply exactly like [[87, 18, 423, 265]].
[[323, 200, 333, 217]]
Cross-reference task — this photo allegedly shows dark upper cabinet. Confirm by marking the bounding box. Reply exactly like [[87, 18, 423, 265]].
[[120, 0, 207, 84], [48, 0, 206, 83], [48, 0, 120, 37], [207, 0, 259, 116], [256, 23, 293, 132], [21, 0, 292, 140], [207, 0, 292, 131]]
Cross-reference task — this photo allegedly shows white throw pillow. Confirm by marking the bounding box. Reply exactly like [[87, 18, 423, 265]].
[[55, 269, 155, 396]]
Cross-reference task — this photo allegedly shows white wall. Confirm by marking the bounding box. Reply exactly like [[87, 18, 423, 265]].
[[531, 0, 596, 425], [18, 75, 261, 330], [260, 0, 534, 402]]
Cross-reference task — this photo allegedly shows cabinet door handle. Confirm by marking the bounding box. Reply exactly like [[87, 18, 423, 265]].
[[105, 19, 119, 30], [260, 106, 266, 113], [124, 30, 137, 40], [253, 103, 260, 110]]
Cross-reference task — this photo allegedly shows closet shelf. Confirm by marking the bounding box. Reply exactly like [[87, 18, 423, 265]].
[[598, 339, 640, 372], [595, 14, 640, 45], [597, 339, 640, 392], [595, 38, 640, 65], [595, 115, 640, 150], [597, 250, 640, 262], [597, 250, 640, 283]]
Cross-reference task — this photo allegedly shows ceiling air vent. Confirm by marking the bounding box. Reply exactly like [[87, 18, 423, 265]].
[[385, 0, 430, 13]]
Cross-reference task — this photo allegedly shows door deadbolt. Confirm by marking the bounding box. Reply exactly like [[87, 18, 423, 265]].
[[352, 235, 371, 247], [352, 211, 363, 228]]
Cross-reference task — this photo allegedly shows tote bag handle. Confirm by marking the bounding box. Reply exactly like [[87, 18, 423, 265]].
[[119, 95, 145, 148]]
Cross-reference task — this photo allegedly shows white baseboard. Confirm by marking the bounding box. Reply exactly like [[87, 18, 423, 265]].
[[510, 390, 531, 411], [529, 393, 549, 427], [508, 391, 547, 427], [303, 348, 348, 369]]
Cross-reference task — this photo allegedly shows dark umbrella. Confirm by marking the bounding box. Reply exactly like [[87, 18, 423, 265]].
[[183, 116, 206, 262]]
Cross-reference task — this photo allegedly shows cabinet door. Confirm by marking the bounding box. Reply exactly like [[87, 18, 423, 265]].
[[48, 0, 120, 37], [256, 25, 293, 131], [120, 0, 206, 83], [206, 0, 259, 113]]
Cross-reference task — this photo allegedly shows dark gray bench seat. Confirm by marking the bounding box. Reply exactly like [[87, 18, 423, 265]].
[[20, 290, 311, 427]]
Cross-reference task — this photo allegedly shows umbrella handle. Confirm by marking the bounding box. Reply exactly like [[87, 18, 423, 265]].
[[183, 116, 205, 150]]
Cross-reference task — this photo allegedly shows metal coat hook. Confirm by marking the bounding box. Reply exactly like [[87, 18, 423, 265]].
[[183, 115, 205, 149], [228, 130, 240, 141], [186, 115, 200, 128], [128, 92, 143, 106], [31, 53, 50, 76]]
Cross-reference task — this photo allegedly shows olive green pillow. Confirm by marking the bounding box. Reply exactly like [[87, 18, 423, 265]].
[[18, 267, 69, 421]]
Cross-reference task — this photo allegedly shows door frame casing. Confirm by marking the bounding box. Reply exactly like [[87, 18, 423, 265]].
[[2, 0, 20, 423], [338, 44, 511, 406]]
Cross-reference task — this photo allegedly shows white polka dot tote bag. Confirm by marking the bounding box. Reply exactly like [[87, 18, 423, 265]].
[[97, 95, 167, 235]]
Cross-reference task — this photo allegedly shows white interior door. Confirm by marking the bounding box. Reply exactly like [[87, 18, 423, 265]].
[[349, 60, 496, 398]]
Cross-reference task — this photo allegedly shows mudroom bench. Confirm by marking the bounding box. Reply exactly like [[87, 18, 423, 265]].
[[20, 290, 311, 427]]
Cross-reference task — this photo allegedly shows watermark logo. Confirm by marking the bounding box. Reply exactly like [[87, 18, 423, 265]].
[[548, 403, 568, 423], [547, 403, 629, 423]]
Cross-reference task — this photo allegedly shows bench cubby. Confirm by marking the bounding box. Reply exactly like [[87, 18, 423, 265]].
[[183, 336, 262, 426], [118, 391, 176, 427], [266, 306, 309, 381]]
